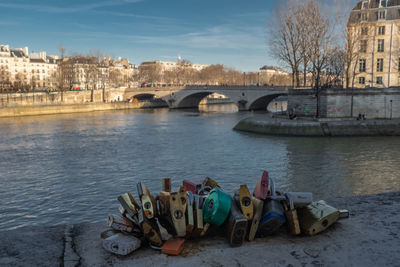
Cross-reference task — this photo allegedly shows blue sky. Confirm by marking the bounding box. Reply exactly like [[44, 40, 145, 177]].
[[0, 0, 355, 71]]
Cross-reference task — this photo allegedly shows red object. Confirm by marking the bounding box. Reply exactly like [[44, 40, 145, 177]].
[[183, 178, 205, 194], [161, 238, 185, 256], [253, 171, 270, 200]]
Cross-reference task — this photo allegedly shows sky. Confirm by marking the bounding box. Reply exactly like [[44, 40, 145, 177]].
[[0, 0, 357, 72]]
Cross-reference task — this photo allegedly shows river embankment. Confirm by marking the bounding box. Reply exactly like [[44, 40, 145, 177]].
[[234, 114, 400, 136], [0, 101, 167, 118], [1, 192, 399, 266]]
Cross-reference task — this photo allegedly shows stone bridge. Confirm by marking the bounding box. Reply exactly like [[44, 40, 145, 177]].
[[124, 85, 289, 111]]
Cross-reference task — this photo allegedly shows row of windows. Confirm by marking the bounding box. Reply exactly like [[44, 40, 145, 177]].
[[358, 77, 383, 84], [361, 26, 385, 36], [360, 39, 385, 52], [360, 10, 387, 21], [362, 0, 387, 9], [358, 58, 400, 72]]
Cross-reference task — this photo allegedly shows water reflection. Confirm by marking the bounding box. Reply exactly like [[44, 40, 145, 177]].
[[283, 137, 400, 199], [199, 103, 239, 113], [0, 108, 399, 231]]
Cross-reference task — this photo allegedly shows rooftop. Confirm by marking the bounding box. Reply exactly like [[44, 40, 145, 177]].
[[349, 0, 400, 24]]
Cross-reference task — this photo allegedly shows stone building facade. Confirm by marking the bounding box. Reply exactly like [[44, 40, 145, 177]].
[[0, 44, 137, 91], [59, 56, 137, 90], [258, 65, 290, 86], [348, 0, 400, 88], [0, 45, 58, 90], [140, 57, 208, 73]]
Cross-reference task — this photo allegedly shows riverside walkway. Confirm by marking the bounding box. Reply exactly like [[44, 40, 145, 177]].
[[1, 192, 399, 266]]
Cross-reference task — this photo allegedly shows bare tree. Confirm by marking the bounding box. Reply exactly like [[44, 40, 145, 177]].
[[267, 0, 302, 87], [327, 46, 346, 87], [296, 2, 311, 87], [58, 45, 67, 101], [307, 1, 335, 117], [139, 64, 162, 86], [14, 72, 28, 91], [110, 68, 123, 87], [0, 69, 11, 93]]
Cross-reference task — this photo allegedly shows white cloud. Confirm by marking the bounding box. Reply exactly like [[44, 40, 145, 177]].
[[53, 23, 266, 52], [0, 0, 144, 13]]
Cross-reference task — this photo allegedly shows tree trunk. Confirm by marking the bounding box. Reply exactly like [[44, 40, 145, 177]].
[[91, 87, 94, 102]]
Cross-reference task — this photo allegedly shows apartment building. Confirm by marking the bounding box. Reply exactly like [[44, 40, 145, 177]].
[[0, 45, 58, 90], [140, 57, 208, 72], [258, 65, 289, 86], [348, 0, 400, 88]]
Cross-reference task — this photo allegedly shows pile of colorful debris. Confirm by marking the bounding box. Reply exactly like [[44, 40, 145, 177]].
[[101, 171, 349, 256]]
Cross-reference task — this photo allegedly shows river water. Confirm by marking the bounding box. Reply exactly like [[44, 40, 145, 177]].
[[0, 104, 399, 231]]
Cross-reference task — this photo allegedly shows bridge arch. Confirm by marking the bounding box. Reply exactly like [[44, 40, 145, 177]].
[[175, 91, 235, 109], [248, 94, 286, 111], [130, 93, 156, 101]]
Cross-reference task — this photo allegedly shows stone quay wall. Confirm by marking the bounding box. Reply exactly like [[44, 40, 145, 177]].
[[234, 115, 400, 136], [0, 88, 126, 107], [288, 88, 400, 119], [0, 101, 166, 118]]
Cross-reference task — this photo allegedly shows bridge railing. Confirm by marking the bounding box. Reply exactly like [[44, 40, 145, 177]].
[[125, 85, 291, 91]]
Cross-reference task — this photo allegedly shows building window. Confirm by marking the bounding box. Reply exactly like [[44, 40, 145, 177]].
[[378, 26, 385, 35], [361, 13, 368, 21], [362, 1, 369, 9], [361, 27, 368, 35], [377, 39, 384, 52], [377, 76, 383, 84], [359, 59, 366, 72], [359, 77, 366, 84], [378, 10, 386, 20], [360, 40, 367, 52], [398, 58, 400, 72], [377, 58, 384, 72], [380, 0, 387, 7]]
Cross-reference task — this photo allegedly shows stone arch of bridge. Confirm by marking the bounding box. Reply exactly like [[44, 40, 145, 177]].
[[175, 91, 236, 109], [130, 93, 156, 100], [248, 94, 286, 111]]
